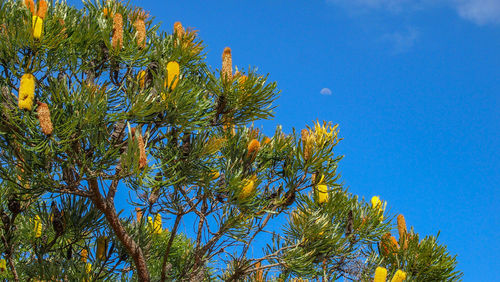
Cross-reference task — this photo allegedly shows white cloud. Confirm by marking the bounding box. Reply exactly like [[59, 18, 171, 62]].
[[382, 28, 419, 54], [320, 88, 333, 95], [326, 0, 500, 25], [454, 0, 500, 25]]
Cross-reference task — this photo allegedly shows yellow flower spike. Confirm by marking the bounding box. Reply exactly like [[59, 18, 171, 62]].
[[34, 215, 42, 238], [37, 0, 48, 19], [112, 13, 123, 50], [211, 170, 220, 180], [24, 0, 35, 14], [316, 183, 328, 204], [85, 263, 92, 274], [137, 70, 146, 89], [153, 213, 162, 234], [148, 216, 153, 228], [0, 258, 6, 272], [374, 267, 388, 282], [221, 47, 232, 81], [32, 15, 43, 39], [391, 270, 407, 282], [166, 61, 180, 91], [96, 236, 107, 260], [371, 196, 384, 220], [239, 176, 256, 200], [81, 249, 88, 262]]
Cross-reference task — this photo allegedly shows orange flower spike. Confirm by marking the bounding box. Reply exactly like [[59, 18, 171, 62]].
[[174, 21, 185, 38], [24, 0, 35, 14], [134, 11, 147, 49], [222, 47, 232, 81], [37, 0, 48, 19], [397, 214, 408, 249], [263, 137, 271, 145], [135, 207, 143, 222], [247, 139, 260, 158], [112, 13, 123, 50], [80, 249, 88, 262], [37, 102, 53, 135]]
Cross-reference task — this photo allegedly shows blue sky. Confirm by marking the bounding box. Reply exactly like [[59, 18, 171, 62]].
[[69, 0, 499, 280]]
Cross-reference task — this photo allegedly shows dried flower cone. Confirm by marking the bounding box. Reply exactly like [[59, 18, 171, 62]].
[[137, 134, 147, 169], [222, 47, 232, 81], [25, 0, 35, 14], [397, 214, 408, 249], [37, 0, 48, 19], [37, 102, 53, 135], [134, 18, 146, 48], [112, 13, 123, 50]]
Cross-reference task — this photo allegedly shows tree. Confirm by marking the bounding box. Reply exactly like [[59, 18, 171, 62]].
[[0, 0, 462, 281]]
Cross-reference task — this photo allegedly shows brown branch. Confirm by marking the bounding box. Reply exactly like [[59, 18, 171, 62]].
[[160, 212, 183, 281], [89, 178, 150, 281]]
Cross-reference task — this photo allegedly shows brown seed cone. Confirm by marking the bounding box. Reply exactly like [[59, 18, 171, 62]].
[[112, 13, 123, 50], [24, 0, 35, 14], [222, 47, 232, 81], [134, 19, 146, 48], [37, 0, 48, 19], [37, 102, 53, 135], [137, 132, 147, 169]]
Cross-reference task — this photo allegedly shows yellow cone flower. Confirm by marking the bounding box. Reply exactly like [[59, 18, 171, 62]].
[[391, 270, 407, 282], [0, 258, 6, 272], [211, 170, 220, 180], [19, 73, 35, 110], [153, 213, 162, 234], [85, 263, 92, 274], [316, 184, 328, 204], [371, 196, 384, 220], [374, 267, 388, 282], [239, 176, 256, 200], [32, 15, 43, 39], [137, 70, 146, 89], [96, 236, 106, 260], [166, 61, 180, 91], [34, 215, 42, 238]]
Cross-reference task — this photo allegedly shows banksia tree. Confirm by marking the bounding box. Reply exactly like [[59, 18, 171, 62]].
[[0, 0, 461, 281]]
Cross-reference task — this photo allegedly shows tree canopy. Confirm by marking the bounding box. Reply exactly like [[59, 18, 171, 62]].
[[0, 0, 462, 281]]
